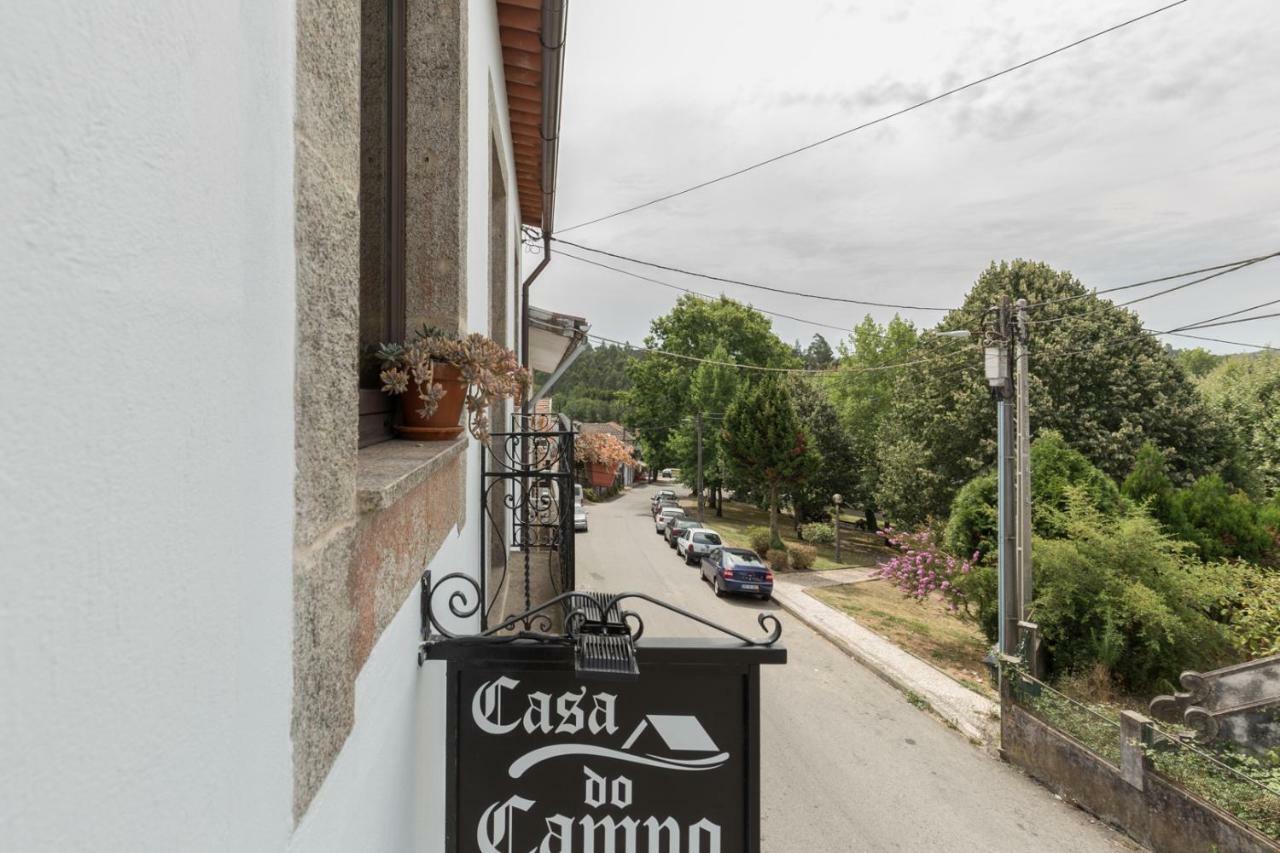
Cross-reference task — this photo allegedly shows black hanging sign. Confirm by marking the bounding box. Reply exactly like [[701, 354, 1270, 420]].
[[426, 638, 786, 853]]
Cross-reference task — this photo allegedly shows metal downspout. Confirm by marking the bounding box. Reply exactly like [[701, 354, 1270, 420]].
[[519, 235, 551, 415]]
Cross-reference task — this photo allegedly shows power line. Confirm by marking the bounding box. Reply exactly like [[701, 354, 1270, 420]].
[[556, 238, 953, 311], [1029, 255, 1278, 327], [558, 250, 858, 335], [588, 332, 978, 377], [557, 0, 1192, 233], [1043, 315, 1280, 360], [589, 333, 820, 373], [1026, 250, 1280, 308], [1165, 332, 1280, 352], [1172, 297, 1280, 331], [1175, 310, 1280, 332]]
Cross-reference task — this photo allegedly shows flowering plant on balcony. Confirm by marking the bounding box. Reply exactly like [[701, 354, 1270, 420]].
[[377, 325, 530, 443], [577, 432, 635, 485]]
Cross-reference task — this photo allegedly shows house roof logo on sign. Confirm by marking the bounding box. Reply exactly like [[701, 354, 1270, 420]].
[[509, 713, 728, 778]]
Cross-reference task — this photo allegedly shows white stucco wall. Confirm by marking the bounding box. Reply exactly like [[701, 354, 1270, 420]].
[[289, 5, 522, 852], [0, 3, 296, 851]]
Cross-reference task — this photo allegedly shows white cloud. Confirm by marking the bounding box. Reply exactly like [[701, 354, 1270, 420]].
[[532, 0, 1280, 353]]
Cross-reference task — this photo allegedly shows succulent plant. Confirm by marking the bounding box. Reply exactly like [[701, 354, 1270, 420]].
[[377, 326, 529, 443]]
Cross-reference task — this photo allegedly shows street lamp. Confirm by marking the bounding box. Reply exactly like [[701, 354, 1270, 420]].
[[832, 493, 843, 564]]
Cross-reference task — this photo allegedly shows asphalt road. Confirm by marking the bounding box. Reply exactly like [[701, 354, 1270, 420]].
[[577, 482, 1133, 853]]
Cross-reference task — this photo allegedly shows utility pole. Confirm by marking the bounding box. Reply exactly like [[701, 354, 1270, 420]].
[[696, 412, 705, 525], [1014, 299, 1033, 631], [986, 297, 1019, 658]]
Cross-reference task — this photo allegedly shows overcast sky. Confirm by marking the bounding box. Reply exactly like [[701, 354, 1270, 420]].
[[525, 0, 1280, 354]]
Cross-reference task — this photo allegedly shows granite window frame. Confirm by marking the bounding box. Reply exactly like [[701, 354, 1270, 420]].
[[357, 0, 407, 448]]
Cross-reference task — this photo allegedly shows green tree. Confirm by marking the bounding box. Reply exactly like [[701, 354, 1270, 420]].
[[1167, 474, 1273, 564], [722, 378, 817, 543], [944, 430, 1124, 560], [1122, 440, 1176, 522], [875, 260, 1234, 524], [827, 314, 919, 530], [668, 343, 741, 514], [804, 334, 835, 370], [786, 377, 860, 530], [1197, 352, 1280, 499], [624, 295, 796, 474], [546, 342, 635, 424], [1174, 346, 1223, 379]]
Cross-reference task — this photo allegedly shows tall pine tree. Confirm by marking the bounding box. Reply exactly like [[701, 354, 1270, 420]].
[[722, 378, 817, 543]]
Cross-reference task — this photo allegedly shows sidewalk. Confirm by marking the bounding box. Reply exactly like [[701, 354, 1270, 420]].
[[784, 566, 876, 588], [771, 577, 999, 746]]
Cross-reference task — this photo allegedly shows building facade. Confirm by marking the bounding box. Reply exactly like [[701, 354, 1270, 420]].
[[1, 1, 566, 850]]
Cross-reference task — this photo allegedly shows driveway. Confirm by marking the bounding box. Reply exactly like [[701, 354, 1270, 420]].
[[575, 483, 1133, 852]]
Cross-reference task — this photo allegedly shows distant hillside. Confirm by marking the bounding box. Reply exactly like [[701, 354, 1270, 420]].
[[535, 342, 634, 423]]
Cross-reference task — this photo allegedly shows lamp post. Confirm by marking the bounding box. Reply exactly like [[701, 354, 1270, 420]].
[[832, 493, 843, 564]]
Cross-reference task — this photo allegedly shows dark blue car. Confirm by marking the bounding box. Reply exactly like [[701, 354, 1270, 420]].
[[700, 547, 773, 600]]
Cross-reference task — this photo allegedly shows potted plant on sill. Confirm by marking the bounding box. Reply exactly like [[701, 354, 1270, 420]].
[[577, 432, 635, 487], [376, 325, 530, 443]]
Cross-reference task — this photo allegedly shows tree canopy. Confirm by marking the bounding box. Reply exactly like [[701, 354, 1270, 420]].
[[624, 295, 796, 472], [1197, 351, 1280, 499], [722, 377, 816, 542], [546, 342, 634, 424], [875, 260, 1234, 524], [827, 314, 919, 528], [668, 342, 741, 505]]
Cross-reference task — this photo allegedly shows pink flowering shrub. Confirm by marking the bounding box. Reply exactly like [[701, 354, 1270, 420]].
[[872, 525, 979, 614]]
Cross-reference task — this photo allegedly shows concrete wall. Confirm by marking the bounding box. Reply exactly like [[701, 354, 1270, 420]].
[[0, 2, 296, 851], [1002, 703, 1279, 853]]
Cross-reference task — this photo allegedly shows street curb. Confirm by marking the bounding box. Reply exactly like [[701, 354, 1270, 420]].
[[771, 582, 1000, 750]]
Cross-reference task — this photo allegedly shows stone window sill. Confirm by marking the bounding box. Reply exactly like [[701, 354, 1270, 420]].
[[356, 435, 468, 514]]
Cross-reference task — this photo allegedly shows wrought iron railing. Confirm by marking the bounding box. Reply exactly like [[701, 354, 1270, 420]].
[[478, 412, 576, 629]]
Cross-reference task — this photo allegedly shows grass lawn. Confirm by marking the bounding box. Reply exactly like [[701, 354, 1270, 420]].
[[676, 497, 893, 570], [811, 580, 996, 698]]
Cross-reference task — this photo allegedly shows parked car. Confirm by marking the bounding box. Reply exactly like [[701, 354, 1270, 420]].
[[651, 497, 679, 519], [649, 488, 676, 509], [574, 503, 588, 532], [574, 484, 584, 505], [654, 505, 685, 534], [700, 547, 773, 599], [677, 528, 722, 564], [665, 516, 700, 547]]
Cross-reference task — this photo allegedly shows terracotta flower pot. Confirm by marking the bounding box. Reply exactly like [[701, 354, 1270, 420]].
[[587, 461, 616, 487], [395, 361, 466, 440]]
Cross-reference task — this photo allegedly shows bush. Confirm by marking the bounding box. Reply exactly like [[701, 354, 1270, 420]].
[[945, 430, 1123, 561], [1167, 474, 1273, 564], [768, 548, 790, 573], [789, 543, 817, 570], [1230, 569, 1280, 658], [875, 526, 979, 615], [747, 526, 773, 556], [944, 473, 997, 562], [799, 522, 835, 544], [894, 490, 1243, 690], [1030, 490, 1233, 690]]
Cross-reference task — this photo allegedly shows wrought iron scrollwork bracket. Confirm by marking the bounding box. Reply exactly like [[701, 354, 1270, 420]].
[[418, 570, 782, 669]]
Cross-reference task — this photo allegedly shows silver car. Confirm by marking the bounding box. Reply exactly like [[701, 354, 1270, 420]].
[[573, 503, 588, 532], [654, 505, 685, 534], [677, 528, 722, 565]]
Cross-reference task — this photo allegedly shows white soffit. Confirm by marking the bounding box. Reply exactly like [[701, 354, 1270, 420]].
[[528, 305, 589, 374]]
